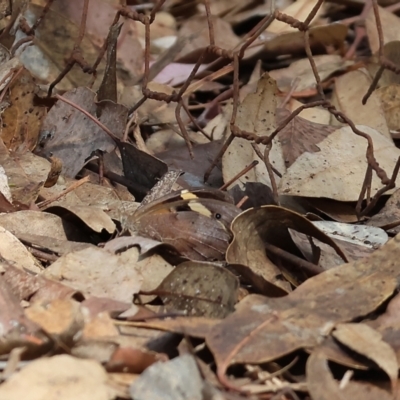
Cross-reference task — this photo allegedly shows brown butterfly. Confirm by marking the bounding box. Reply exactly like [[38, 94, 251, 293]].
[[126, 188, 241, 261]]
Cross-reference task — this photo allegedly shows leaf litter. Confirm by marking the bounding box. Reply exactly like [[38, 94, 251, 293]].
[[2, 0, 400, 399]]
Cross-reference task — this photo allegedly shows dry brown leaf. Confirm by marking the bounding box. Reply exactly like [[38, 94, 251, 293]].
[[58, 0, 144, 80], [121, 82, 183, 125], [81, 296, 133, 319], [206, 233, 400, 379], [39, 178, 136, 221], [0, 57, 20, 91], [225, 2, 288, 25], [2, 257, 79, 303], [0, 163, 11, 202], [46, 205, 116, 234], [0, 140, 51, 205], [119, 246, 174, 303], [107, 346, 166, 374], [146, 127, 209, 154], [306, 198, 359, 223], [82, 311, 120, 340], [175, 15, 240, 63], [107, 373, 138, 399], [0, 210, 71, 240], [260, 23, 347, 57], [37, 87, 127, 177], [0, 226, 42, 273], [155, 261, 239, 318], [16, 232, 95, 257], [15, 4, 106, 90], [0, 272, 49, 356], [366, 187, 400, 234], [279, 125, 400, 201], [208, 0, 255, 16], [291, 221, 386, 269], [1, 68, 45, 151], [152, 62, 210, 87], [122, 316, 218, 339], [227, 207, 290, 296], [307, 349, 393, 400], [26, 299, 84, 347], [333, 323, 398, 391], [367, 41, 400, 90], [157, 140, 225, 189], [228, 206, 347, 290], [330, 68, 390, 139]]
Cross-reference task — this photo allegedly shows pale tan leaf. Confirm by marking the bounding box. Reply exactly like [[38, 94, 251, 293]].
[[270, 55, 352, 93], [267, 0, 324, 34], [0, 226, 42, 273], [287, 99, 331, 124], [25, 299, 84, 346], [366, 6, 400, 54], [330, 69, 390, 139], [376, 84, 400, 131], [0, 211, 70, 240], [222, 73, 284, 189], [279, 125, 400, 201], [43, 247, 143, 303], [0, 355, 115, 400]]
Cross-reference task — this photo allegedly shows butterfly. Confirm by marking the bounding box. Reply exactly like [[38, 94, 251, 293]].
[[126, 188, 241, 261]]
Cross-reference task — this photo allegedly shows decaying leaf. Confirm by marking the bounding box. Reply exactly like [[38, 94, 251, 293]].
[[36, 87, 127, 177]]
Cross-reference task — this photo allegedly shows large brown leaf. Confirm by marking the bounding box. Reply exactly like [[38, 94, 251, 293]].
[[206, 233, 400, 385]]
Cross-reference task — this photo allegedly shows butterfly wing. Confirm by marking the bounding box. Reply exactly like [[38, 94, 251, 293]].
[[135, 211, 231, 260], [129, 189, 241, 261]]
